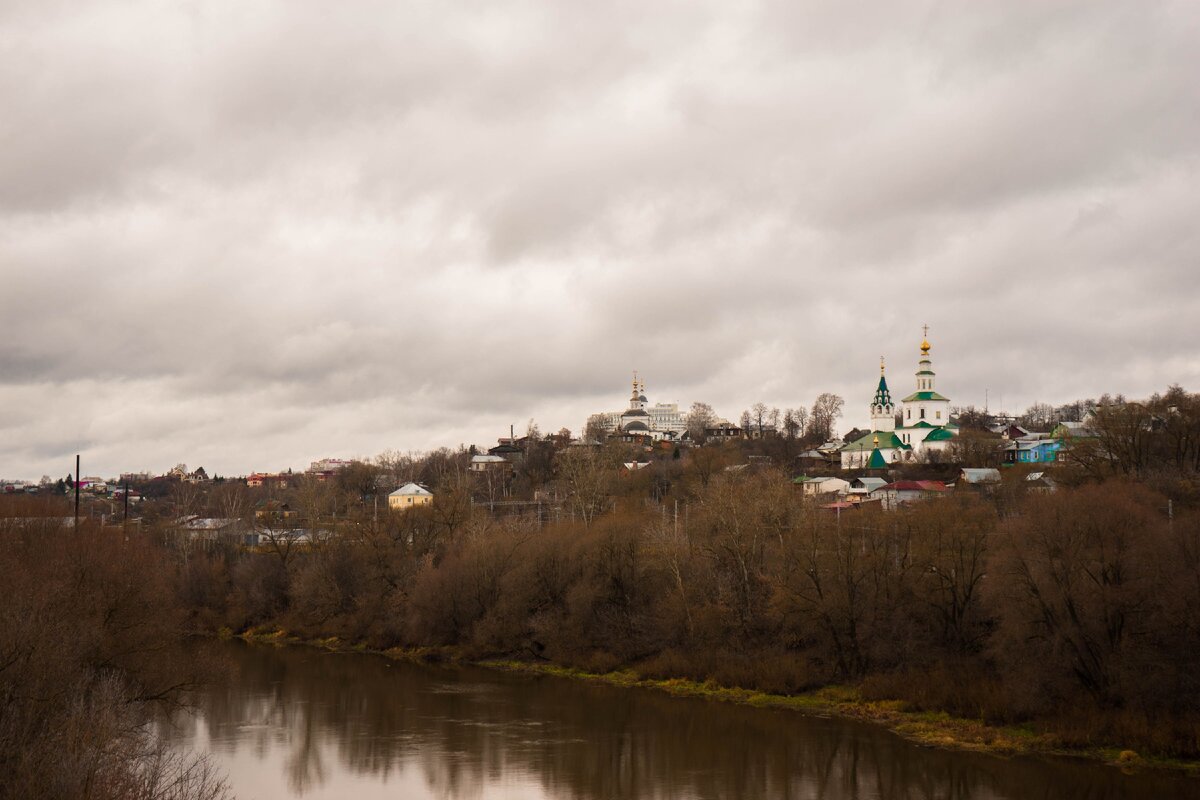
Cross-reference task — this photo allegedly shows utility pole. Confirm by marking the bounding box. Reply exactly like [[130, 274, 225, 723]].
[[74, 454, 80, 530], [123, 481, 130, 533]]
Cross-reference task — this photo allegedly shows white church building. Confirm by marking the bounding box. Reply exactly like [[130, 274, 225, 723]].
[[841, 331, 957, 469], [587, 375, 687, 440]]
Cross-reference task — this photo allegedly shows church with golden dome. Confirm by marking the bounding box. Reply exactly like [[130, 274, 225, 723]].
[[840, 328, 957, 469]]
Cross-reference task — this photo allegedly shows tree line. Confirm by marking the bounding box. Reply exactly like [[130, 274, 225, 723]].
[[4, 383, 1200, 799]]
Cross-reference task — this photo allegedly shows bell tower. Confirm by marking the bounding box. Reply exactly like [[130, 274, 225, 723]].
[[871, 357, 895, 432]]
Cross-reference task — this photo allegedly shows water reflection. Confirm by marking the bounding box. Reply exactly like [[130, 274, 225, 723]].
[[165, 641, 1200, 800]]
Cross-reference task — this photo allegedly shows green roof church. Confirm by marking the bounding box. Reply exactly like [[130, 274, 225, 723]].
[[841, 328, 957, 469]]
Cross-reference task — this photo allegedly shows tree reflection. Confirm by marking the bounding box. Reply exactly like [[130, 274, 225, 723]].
[[167, 642, 1200, 800]]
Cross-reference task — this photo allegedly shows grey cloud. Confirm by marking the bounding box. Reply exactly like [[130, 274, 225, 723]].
[[2, 0, 1199, 477]]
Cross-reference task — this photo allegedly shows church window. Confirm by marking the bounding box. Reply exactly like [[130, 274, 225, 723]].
[[906, 409, 911, 420], [936, 411, 941, 420], [920, 408, 925, 419]]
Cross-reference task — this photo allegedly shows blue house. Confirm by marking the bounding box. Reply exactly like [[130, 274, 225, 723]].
[[1003, 438, 1062, 465]]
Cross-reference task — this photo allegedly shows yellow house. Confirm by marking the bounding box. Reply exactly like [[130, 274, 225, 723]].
[[388, 482, 433, 510]]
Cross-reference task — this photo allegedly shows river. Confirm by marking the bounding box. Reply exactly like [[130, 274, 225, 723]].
[[162, 640, 1200, 799]]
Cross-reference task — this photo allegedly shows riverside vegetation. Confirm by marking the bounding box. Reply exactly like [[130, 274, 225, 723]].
[[4, 387, 1200, 797]]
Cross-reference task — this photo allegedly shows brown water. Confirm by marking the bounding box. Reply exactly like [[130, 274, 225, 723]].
[[164, 640, 1200, 799]]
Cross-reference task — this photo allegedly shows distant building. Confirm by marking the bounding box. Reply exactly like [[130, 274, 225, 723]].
[[389, 483, 433, 510], [587, 374, 687, 441], [875, 480, 950, 510], [1050, 420, 1096, 440], [846, 476, 887, 497], [470, 454, 512, 473], [1025, 471, 1058, 493], [1002, 439, 1062, 465], [183, 467, 209, 483], [308, 458, 353, 480], [796, 476, 851, 497], [254, 500, 296, 521], [247, 473, 291, 489], [959, 468, 1002, 486]]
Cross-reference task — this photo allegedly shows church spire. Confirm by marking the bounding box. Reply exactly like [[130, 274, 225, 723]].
[[916, 326, 935, 393], [871, 357, 895, 432]]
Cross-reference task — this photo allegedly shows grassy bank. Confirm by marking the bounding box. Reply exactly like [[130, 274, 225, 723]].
[[225, 627, 1198, 775]]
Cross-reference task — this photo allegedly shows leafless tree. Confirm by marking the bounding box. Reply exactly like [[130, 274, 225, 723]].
[[685, 402, 717, 444]]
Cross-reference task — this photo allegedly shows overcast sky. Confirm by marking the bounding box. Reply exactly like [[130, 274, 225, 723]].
[[2, 1, 1198, 479]]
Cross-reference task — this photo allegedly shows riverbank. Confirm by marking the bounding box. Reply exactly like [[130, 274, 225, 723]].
[[226, 627, 1198, 776]]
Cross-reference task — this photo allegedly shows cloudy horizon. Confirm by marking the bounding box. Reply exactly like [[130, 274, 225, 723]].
[[2, 1, 1199, 479]]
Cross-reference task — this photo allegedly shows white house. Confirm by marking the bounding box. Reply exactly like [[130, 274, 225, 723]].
[[798, 476, 851, 497]]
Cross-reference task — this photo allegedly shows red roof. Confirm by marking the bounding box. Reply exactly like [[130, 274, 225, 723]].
[[881, 480, 949, 492]]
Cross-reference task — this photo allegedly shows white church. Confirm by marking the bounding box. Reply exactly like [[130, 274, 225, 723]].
[[840, 330, 957, 469], [587, 375, 687, 440]]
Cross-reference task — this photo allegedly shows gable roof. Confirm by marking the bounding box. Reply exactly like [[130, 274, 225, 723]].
[[390, 483, 432, 497], [960, 468, 1001, 484], [879, 480, 949, 493]]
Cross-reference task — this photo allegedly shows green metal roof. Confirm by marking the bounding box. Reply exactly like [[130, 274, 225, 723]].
[[901, 390, 949, 402], [915, 370, 935, 376], [843, 430, 912, 452], [907, 420, 938, 429], [925, 428, 955, 442], [867, 449, 888, 469]]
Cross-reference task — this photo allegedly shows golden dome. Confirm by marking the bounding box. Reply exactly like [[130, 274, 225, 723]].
[[921, 338, 930, 354]]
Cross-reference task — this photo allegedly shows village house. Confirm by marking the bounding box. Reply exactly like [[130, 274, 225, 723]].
[[389, 482, 433, 510], [874, 480, 950, 510], [470, 454, 512, 473], [796, 476, 851, 497], [1002, 438, 1062, 465], [846, 476, 887, 499], [959, 468, 1002, 488]]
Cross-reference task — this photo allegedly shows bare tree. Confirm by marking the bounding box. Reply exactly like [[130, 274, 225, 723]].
[[751, 402, 769, 437], [556, 446, 614, 527], [584, 415, 610, 444], [685, 402, 717, 444], [807, 393, 845, 443]]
